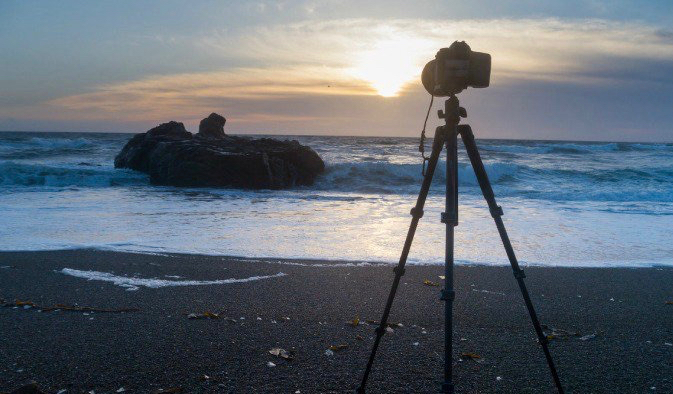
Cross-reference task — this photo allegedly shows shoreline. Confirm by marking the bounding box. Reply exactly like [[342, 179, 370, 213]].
[[2, 247, 672, 269], [1, 249, 672, 392]]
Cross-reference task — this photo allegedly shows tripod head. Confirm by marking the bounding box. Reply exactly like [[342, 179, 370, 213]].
[[437, 95, 467, 129]]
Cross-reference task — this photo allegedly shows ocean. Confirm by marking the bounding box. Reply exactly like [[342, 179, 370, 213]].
[[1, 131, 672, 267]]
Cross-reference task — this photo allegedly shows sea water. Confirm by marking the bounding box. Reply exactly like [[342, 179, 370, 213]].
[[1, 131, 672, 267]]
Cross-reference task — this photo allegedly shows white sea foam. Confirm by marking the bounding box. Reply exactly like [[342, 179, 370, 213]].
[[59, 268, 286, 291]]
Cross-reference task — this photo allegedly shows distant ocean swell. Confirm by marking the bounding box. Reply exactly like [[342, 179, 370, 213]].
[[2, 138, 673, 204]]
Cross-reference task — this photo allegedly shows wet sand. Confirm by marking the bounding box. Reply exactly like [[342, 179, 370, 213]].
[[1, 250, 672, 393]]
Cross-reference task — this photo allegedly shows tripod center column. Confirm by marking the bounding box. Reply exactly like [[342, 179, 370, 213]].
[[440, 95, 461, 394]]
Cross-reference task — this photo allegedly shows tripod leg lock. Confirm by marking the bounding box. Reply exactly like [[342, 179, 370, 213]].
[[489, 205, 504, 218], [374, 326, 386, 336], [513, 269, 526, 279], [410, 207, 424, 219], [440, 289, 455, 301], [393, 266, 406, 277], [441, 212, 458, 226]]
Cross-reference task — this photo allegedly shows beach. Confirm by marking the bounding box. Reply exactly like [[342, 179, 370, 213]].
[[1, 250, 672, 393]]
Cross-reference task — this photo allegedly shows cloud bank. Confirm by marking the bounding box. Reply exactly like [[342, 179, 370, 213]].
[[5, 17, 673, 138]]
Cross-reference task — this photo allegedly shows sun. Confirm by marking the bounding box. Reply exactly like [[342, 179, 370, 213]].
[[348, 36, 431, 97]]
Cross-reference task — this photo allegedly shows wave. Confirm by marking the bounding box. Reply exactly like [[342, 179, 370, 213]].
[[480, 141, 673, 155], [0, 136, 117, 160], [314, 161, 521, 193], [0, 161, 147, 188]]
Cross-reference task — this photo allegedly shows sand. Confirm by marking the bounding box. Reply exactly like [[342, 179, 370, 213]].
[[1, 250, 672, 393]]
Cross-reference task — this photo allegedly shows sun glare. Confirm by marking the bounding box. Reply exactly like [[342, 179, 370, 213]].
[[348, 36, 430, 97]]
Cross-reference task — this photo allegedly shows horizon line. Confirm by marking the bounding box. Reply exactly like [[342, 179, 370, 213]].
[[0, 129, 670, 145]]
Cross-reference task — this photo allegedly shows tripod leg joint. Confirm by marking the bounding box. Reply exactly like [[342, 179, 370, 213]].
[[393, 266, 406, 277], [410, 207, 424, 219], [489, 205, 503, 218], [374, 326, 386, 336], [513, 269, 526, 279]]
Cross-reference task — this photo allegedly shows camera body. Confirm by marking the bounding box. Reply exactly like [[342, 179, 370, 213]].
[[421, 41, 491, 96]]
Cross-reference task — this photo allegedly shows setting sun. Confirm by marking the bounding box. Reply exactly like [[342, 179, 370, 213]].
[[348, 35, 431, 97]]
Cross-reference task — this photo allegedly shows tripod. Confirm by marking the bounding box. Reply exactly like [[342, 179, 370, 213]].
[[357, 95, 564, 393]]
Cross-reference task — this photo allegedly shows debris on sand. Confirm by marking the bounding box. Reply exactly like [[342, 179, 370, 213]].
[[541, 324, 580, 341], [365, 320, 402, 328], [152, 388, 182, 394], [187, 311, 220, 319], [328, 344, 348, 352], [1, 299, 138, 313], [423, 279, 440, 287], [346, 316, 360, 327], [269, 348, 295, 361], [459, 352, 482, 362]]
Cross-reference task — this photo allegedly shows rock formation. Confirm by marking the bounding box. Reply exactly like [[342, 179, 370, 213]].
[[114, 114, 324, 189]]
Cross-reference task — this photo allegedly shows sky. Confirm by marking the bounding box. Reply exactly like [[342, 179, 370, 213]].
[[1, 0, 673, 141]]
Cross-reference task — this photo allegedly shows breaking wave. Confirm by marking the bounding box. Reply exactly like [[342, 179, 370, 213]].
[[315, 161, 521, 194], [0, 161, 147, 188]]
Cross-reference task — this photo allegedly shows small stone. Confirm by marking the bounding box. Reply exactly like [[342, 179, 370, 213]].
[[267, 361, 276, 367], [324, 349, 334, 356]]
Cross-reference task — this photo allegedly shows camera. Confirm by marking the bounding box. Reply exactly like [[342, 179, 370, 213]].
[[421, 41, 491, 96]]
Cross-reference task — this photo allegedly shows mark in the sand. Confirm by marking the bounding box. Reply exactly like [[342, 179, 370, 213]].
[[471, 289, 506, 296], [59, 268, 286, 291]]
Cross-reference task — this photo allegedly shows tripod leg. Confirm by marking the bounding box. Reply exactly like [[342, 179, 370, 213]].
[[357, 126, 446, 394], [458, 125, 565, 394]]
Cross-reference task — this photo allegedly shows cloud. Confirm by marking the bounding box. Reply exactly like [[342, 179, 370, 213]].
[[40, 17, 673, 129]]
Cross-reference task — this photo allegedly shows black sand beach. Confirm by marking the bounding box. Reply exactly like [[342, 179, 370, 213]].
[[1, 250, 672, 393]]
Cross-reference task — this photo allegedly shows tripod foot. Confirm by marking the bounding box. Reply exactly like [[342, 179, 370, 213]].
[[441, 381, 455, 394]]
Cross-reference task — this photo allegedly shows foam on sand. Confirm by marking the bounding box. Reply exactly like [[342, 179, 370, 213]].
[[59, 268, 286, 291]]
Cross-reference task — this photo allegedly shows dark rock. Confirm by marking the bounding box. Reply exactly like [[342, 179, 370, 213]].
[[197, 112, 227, 139], [114, 114, 324, 189]]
